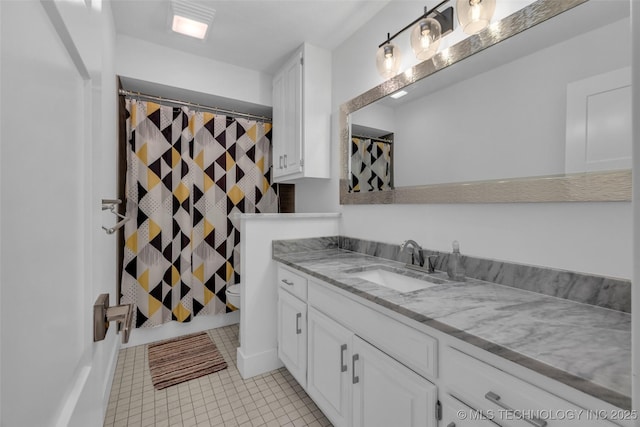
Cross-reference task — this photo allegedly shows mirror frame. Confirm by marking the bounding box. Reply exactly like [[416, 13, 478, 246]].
[[339, 0, 632, 205]]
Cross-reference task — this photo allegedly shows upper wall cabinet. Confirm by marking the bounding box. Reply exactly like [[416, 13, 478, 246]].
[[272, 43, 331, 182]]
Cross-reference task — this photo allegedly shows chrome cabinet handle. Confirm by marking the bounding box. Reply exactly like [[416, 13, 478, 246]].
[[352, 354, 359, 384], [340, 344, 347, 372], [281, 279, 294, 286], [485, 391, 547, 427], [279, 155, 283, 169], [283, 154, 288, 168], [295, 313, 302, 334]]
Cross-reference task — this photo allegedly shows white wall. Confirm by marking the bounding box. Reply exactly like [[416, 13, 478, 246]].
[[1, 1, 120, 425], [393, 18, 630, 186], [115, 34, 272, 107], [236, 214, 341, 379], [295, 0, 632, 280]]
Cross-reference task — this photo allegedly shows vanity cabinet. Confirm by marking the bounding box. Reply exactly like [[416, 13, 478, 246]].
[[272, 42, 331, 182], [307, 281, 438, 427], [277, 266, 308, 388]]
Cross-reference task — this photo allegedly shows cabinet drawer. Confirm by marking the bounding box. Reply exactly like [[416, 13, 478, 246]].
[[278, 265, 307, 300], [442, 346, 619, 427], [308, 280, 437, 379], [440, 393, 498, 427]]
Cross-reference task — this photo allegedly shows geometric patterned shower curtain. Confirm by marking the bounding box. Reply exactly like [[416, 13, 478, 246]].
[[121, 99, 277, 328]]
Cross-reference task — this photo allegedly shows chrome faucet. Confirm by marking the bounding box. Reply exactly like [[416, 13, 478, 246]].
[[400, 240, 425, 267], [400, 240, 437, 273]]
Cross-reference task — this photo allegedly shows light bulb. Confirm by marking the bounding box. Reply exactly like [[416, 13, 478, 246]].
[[410, 17, 441, 61], [456, 0, 496, 35], [376, 43, 402, 78]]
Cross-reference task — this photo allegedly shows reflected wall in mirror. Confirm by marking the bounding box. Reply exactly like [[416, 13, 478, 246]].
[[341, 0, 632, 204]]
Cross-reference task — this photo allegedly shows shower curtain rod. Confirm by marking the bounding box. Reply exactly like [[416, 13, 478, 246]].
[[352, 134, 393, 144], [118, 89, 272, 123]]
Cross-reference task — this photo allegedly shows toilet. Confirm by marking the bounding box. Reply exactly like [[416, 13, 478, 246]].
[[226, 284, 241, 311]]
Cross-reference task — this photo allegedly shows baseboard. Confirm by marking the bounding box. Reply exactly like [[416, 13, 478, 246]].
[[101, 335, 120, 415], [236, 347, 283, 379], [122, 311, 240, 348]]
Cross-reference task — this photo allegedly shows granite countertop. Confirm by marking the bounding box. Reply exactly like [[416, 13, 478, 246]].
[[273, 248, 631, 410]]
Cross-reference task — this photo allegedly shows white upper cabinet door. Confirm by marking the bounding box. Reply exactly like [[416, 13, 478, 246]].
[[272, 43, 330, 182]]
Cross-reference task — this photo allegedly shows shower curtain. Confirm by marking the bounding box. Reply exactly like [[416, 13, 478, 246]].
[[121, 99, 277, 327]]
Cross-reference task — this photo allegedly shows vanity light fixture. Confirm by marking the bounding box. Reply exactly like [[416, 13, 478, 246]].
[[456, 0, 496, 35], [376, 0, 454, 78], [170, 0, 216, 40]]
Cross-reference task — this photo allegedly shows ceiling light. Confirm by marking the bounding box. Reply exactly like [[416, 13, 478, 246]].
[[456, 0, 496, 35], [170, 0, 216, 40], [376, 0, 454, 79], [376, 39, 402, 79], [172, 15, 209, 39], [390, 90, 408, 99]]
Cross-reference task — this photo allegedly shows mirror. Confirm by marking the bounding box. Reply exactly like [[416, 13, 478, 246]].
[[340, 0, 632, 204]]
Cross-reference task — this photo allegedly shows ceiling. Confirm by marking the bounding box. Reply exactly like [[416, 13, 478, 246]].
[[110, 0, 391, 75]]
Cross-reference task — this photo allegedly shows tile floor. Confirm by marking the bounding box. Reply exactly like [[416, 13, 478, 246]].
[[104, 324, 333, 427]]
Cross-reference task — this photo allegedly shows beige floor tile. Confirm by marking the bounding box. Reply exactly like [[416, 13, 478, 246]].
[[104, 324, 331, 426]]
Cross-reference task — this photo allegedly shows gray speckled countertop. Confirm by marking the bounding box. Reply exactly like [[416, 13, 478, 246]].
[[273, 248, 631, 410]]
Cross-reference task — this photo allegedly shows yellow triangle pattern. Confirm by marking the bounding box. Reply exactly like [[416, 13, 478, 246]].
[[193, 263, 204, 284], [148, 295, 162, 317], [256, 157, 264, 174], [173, 303, 190, 322], [126, 232, 138, 252], [204, 288, 215, 305], [131, 104, 136, 127], [228, 185, 244, 206], [247, 125, 257, 142], [174, 182, 189, 203], [204, 174, 214, 192], [171, 265, 180, 286], [204, 219, 214, 237], [138, 269, 149, 292], [264, 123, 272, 133], [189, 115, 196, 136], [226, 152, 235, 171], [171, 147, 180, 168], [148, 220, 161, 240], [146, 102, 161, 116], [147, 169, 161, 190], [262, 176, 270, 193], [203, 112, 215, 124], [194, 150, 204, 170], [136, 143, 148, 165], [226, 262, 234, 282]]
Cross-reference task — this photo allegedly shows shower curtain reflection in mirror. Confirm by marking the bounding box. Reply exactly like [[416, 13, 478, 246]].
[[349, 136, 393, 192]]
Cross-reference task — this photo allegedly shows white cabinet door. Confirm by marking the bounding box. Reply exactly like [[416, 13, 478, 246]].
[[352, 336, 438, 427], [277, 288, 307, 388], [307, 307, 353, 427], [273, 51, 302, 180]]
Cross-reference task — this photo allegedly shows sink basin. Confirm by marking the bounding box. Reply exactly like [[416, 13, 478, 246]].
[[346, 265, 445, 293]]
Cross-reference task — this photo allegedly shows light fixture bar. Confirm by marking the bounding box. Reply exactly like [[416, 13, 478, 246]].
[[378, 0, 452, 48]]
